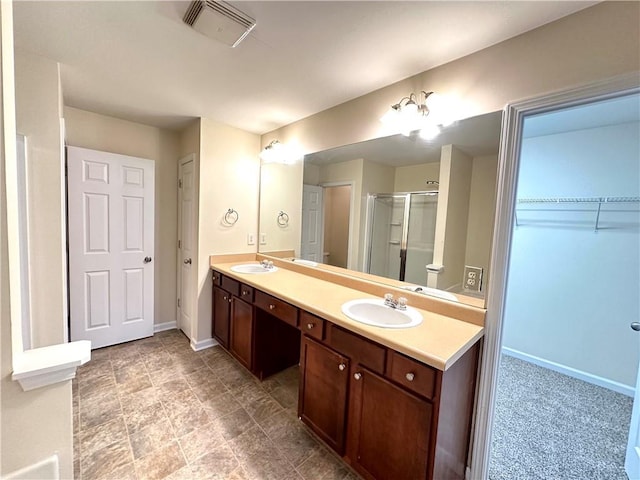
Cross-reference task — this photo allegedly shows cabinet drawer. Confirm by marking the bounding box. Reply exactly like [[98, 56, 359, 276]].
[[327, 325, 386, 374], [239, 284, 254, 302], [212, 270, 222, 286], [221, 275, 240, 297], [386, 351, 437, 400], [300, 311, 325, 340], [254, 290, 298, 327]]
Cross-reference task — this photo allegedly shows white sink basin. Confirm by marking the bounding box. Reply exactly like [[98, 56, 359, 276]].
[[341, 299, 423, 328], [230, 263, 279, 274]]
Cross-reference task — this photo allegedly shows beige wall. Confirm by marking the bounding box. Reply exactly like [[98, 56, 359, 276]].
[[431, 146, 472, 290], [195, 118, 260, 343], [64, 107, 181, 326], [262, 2, 640, 154], [394, 163, 441, 192], [1, 15, 73, 479], [259, 162, 303, 256], [465, 154, 498, 288], [15, 49, 65, 348]]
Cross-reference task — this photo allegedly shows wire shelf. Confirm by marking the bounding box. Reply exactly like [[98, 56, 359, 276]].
[[515, 196, 640, 231]]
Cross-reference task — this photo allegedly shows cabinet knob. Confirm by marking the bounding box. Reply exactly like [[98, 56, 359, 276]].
[[269, 304, 276, 310], [405, 372, 415, 382], [223, 295, 227, 301], [353, 372, 362, 380], [631, 322, 640, 332], [242, 290, 248, 295], [307, 323, 314, 330], [228, 298, 232, 304], [338, 363, 346, 371]]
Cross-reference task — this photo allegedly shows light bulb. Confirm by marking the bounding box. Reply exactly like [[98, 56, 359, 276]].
[[419, 123, 441, 140]]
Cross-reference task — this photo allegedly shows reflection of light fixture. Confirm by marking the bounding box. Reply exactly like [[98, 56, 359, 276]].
[[259, 140, 301, 164], [260, 140, 285, 163], [380, 91, 450, 137]]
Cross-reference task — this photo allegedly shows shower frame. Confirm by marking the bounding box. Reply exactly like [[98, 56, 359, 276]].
[[364, 190, 438, 282]]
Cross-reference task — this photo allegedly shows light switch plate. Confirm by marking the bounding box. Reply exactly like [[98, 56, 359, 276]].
[[247, 233, 255, 245], [259, 233, 267, 245], [463, 265, 483, 293]]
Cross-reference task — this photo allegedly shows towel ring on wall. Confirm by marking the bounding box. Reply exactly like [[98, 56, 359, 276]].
[[277, 211, 290, 227], [224, 208, 239, 225]]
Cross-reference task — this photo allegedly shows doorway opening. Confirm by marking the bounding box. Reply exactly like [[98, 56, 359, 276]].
[[322, 184, 352, 268], [488, 92, 640, 479]]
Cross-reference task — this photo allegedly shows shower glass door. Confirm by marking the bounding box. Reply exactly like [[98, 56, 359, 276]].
[[367, 194, 407, 280], [404, 193, 438, 285]]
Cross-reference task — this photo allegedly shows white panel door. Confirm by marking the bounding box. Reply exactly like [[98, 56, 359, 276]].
[[68, 146, 155, 348], [177, 157, 194, 338], [301, 184, 324, 262]]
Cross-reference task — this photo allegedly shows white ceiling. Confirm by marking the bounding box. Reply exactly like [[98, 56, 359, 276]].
[[13, 1, 596, 134], [306, 111, 502, 167], [523, 93, 640, 138]]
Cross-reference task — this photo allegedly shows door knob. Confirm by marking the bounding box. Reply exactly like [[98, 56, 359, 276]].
[[144, 256, 152, 264], [631, 322, 640, 332], [184, 258, 192, 265]]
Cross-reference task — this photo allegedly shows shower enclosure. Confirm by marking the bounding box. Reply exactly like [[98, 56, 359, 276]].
[[365, 191, 438, 283]]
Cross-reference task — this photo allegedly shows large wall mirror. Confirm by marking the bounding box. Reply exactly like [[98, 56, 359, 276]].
[[258, 110, 502, 307]]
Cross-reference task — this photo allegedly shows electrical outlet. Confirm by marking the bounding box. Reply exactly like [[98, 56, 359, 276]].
[[463, 265, 483, 293]]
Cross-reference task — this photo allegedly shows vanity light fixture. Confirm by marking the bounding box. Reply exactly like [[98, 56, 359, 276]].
[[380, 91, 449, 138], [259, 140, 300, 164]]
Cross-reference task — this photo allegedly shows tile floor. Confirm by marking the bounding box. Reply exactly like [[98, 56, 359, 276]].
[[73, 329, 360, 480]]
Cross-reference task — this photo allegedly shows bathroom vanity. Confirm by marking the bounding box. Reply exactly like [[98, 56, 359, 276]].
[[210, 259, 483, 480]]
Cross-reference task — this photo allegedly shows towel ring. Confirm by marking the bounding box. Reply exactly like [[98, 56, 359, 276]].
[[224, 208, 239, 225], [277, 211, 289, 227]]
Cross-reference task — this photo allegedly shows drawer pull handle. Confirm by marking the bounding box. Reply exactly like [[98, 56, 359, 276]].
[[338, 363, 346, 371], [269, 304, 276, 310], [354, 372, 362, 380], [242, 290, 248, 295], [405, 372, 415, 382], [307, 323, 314, 330]]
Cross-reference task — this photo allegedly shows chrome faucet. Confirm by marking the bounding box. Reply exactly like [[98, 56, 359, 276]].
[[260, 259, 275, 270], [384, 293, 408, 310]]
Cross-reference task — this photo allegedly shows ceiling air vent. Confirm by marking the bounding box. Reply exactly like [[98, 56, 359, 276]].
[[183, 0, 256, 48]]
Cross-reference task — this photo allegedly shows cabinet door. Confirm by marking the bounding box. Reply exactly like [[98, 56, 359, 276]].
[[299, 336, 349, 455], [212, 286, 231, 348], [229, 297, 253, 370], [349, 366, 432, 480]]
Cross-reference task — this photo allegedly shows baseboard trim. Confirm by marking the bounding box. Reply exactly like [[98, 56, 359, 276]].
[[502, 347, 634, 397], [190, 337, 218, 352], [154, 321, 177, 333]]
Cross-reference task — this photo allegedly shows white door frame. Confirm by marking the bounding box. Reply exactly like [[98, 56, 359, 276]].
[[177, 153, 196, 339], [321, 181, 356, 270], [470, 72, 640, 480]]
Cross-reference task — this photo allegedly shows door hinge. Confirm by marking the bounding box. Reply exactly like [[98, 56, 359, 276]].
[[178, 179, 183, 188], [178, 239, 181, 249], [177, 298, 181, 308]]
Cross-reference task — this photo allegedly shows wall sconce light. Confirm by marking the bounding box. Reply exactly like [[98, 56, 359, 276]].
[[259, 140, 301, 164], [380, 91, 450, 139]]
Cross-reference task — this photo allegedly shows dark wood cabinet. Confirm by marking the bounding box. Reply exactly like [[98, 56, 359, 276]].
[[211, 268, 479, 480], [299, 335, 349, 454], [229, 297, 253, 370], [348, 366, 432, 480], [212, 285, 231, 348]]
